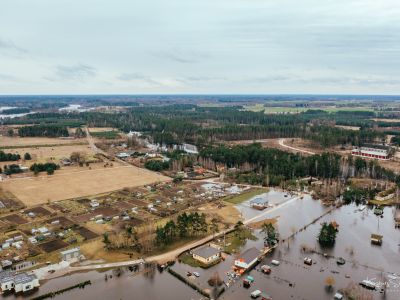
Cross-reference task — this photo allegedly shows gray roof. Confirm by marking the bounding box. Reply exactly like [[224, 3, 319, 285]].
[[14, 273, 36, 284], [239, 247, 260, 264], [60, 247, 80, 255], [192, 245, 220, 259], [250, 197, 268, 205], [0, 271, 37, 284], [0, 271, 14, 283]]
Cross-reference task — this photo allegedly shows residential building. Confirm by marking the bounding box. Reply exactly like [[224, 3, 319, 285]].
[[234, 247, 260, 271], [60, 247, 80, 261], [0, 271, 39, 293], [250, 197, 268, 210], [192, 245, 221, 265]]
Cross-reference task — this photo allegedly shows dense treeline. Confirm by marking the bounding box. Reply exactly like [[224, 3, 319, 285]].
[[199, 143, 400, 186], [30, 163, 59, 175], [155, 212, 208, 246], [144, 160, 170, 171], [1, 107, 30, 114], [2, 164, 23, 175], [19, 125, 69, 137], [0, 151, 20, 161], [7, 105, 385, 147]]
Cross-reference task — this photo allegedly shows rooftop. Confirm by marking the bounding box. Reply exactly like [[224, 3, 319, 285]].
[[60, 247, 80, 255], [237, 247, 260, 264], [250, 197, 268, 205], [192, 245, 220, 259]]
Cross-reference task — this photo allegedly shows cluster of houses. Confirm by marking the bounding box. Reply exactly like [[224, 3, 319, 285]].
[[191, 243, 261, 273], [1, 235, 24, 251], [29, 226, 51, 244], [0, 271, 39, 294]]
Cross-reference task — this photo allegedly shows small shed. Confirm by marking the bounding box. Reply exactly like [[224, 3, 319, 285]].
[[370, 234, 383, 245], [60, 247, 81, 261], [250, 198, 268, 210]]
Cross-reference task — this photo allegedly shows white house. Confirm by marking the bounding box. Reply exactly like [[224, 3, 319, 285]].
[[0, 271, 39, 293], [192, 245, 221, 265], [14, 273, 39, 293], [60, 247, 80, 261]]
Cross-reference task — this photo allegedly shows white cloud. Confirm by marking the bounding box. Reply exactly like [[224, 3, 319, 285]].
[[0, 0, 399, 94]]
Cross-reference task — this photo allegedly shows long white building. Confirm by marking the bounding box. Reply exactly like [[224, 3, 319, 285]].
[[351, 147, 389, 160]]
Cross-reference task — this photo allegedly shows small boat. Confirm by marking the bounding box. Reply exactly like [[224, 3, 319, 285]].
[[360, 279, 377, 290], [261, 265, 271, 274], [374, 208, 383, 215], [260, 293, 273, 300], [358, 205, 366, 211], [251, 289, 262, 298], [304, 257, 312, 266], [243, 279, 251, 288], [334, 293, 344, 300], [336, 257, 346, 265], [247, 275, 255, 283], [271, 260, 280, 266]]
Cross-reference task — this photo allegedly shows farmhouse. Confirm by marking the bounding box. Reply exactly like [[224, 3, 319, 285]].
[[0, 271, 39, 293], [234, 247, 260, 271], [192, 245, 221, 265], [60, 247, 80, 261], [351, 147, 389, 160]]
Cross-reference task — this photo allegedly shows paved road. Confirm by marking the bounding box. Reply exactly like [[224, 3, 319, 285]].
[[278, 138, 316, 155]]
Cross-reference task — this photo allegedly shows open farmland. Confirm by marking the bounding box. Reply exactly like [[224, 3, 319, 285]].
[[1, 165, 169, 206], [0, 136, 87, 149], [1, 144, 95, 165]]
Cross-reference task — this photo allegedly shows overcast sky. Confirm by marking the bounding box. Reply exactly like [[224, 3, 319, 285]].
[[1, 0, 400, 94]]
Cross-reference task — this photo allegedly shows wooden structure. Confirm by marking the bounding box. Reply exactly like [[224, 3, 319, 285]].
[[370, 234, 383, 245]]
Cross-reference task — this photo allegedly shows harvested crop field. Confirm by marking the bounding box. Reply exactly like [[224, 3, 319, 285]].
[[0, 214, 28, 225], [47, 216, 75, 228], [38, 239, 68, 253], [24, 207, 52, 216], [0, 136, 87, 148], [2, 144, 95, 164], [77, 227, 98, 240], [1, 166, 169, 206]]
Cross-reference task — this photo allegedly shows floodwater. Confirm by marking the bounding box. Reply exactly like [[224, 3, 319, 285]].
[[4, 192, 400, 300], [4, 268, 203, 300], [222, 203, 400, 300]]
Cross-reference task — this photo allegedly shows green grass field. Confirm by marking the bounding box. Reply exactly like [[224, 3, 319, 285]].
[[224, 188, 267, 205], [244, 104, 374, 114]]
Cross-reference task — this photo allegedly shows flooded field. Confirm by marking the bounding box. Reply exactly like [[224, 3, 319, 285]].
[[4, 191, 399, 300]]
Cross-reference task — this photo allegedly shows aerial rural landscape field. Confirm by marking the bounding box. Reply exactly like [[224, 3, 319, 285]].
[[0, 95, 399, 300], [1, 0, 400, 299]]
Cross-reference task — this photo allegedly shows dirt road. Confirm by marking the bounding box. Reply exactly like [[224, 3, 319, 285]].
[[278, 138, 316, 155]]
